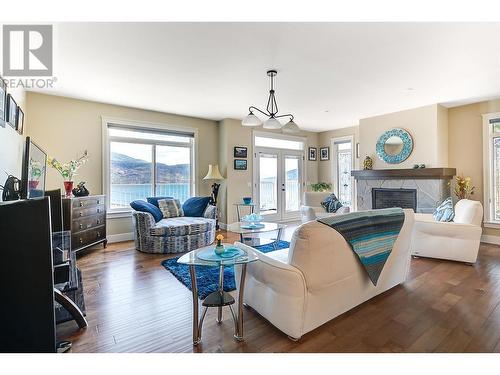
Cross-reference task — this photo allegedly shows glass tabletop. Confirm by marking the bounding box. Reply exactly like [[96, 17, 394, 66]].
[[177, 243, 258, 266], [227, 221, 287, 234], [233, 202, 257, 206]]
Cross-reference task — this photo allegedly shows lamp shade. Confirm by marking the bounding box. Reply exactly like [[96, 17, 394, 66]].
[[203, 164, 224, 180], [242, 112, 262, 127], [282, 120, 300, 134], [263, 117, 282, 129]]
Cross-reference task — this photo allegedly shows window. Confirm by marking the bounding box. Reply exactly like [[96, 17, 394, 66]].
[[254, 134, 304, 150], [332, 136, 354, 208], [483, 113, 500, 225], [103, 120, 196, 213]]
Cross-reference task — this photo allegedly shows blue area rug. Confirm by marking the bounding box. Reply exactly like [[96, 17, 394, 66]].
[[161, 240, 290, 299]]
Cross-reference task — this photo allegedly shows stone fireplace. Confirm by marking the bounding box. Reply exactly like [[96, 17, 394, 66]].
[[352, 168, 456, 213]]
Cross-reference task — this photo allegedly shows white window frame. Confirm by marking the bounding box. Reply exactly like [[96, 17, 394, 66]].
[[482, 112, 500, 227], [102, 116, 198, 218]]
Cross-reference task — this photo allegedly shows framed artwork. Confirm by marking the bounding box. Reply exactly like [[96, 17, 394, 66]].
[[6, 94, 17, 129], [308, 147, 317, 161], [0, 76, 6, 128], [234, 159, 247, 170], [234, 146, 247, 158], [320, 147, 330, 161], [17, 107, 24, 135]]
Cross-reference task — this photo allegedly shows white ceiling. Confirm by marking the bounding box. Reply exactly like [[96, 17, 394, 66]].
[[35, 23, 500, 132]]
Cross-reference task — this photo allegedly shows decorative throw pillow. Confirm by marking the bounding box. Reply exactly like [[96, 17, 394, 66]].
[[182, 196, 211, 217], [147, 196, 173, 208], [158, 198, 184, 218], [321, 193, 343, 213], [130, 200, 163, 222], [433, 197, 455, 222]]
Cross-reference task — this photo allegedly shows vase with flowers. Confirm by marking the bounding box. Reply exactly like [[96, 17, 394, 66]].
[[47, 150, 89, 197], [452, 175, 475, 200], [214, 234, 225, 255]]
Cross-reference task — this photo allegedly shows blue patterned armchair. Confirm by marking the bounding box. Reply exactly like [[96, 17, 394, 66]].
[[132, 205, 216, 254]]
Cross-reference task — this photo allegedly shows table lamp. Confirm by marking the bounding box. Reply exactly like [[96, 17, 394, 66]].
[[203, 164, 224, 206]]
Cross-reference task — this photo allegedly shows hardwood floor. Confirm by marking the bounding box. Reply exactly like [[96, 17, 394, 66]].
[[57, 228, 500, 353]]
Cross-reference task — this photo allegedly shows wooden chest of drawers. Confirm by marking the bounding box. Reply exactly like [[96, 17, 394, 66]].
[[62, 195, 107, 252]]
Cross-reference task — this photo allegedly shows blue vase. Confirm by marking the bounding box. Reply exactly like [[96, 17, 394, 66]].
[[214, 244, 225, 255]]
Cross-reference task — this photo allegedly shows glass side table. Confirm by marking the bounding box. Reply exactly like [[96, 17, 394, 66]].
[[227, 221, 286, 249], [177, 244, 258, 345]]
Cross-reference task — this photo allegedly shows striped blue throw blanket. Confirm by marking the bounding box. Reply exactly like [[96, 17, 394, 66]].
[[318, 208, 405, 286]]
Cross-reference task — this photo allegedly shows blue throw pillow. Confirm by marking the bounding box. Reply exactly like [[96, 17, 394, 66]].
[[182, 196, 211, 217], [130, 200, 163, 222], [147, 196, 173, 208], [433, 197, 455, 222], [321, 193, 343, 213]]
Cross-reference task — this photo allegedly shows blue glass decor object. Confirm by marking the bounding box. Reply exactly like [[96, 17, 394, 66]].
[[242, 197, 252, 204], [375, 128, 413, 164]]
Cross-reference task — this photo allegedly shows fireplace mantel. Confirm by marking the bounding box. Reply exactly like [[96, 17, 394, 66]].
[[351, 167, 456, 180]]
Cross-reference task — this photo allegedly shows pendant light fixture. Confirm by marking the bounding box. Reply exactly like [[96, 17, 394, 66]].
[[242, 70, 300, 133]]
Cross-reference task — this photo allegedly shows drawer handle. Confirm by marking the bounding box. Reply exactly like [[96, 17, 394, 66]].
[[79, 223, 83, 229], [79, 212, 83, 217], [97, 208, 101, 213], [97, 232, 101, 238], [96, 219, 100, 225], [97, 200, 100, 204], [79, 238, 83, 244], [79, 202, 84, 207]]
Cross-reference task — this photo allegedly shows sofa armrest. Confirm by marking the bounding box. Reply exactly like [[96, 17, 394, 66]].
[[203, 204, 217, 219], [132, 211, 156, 232]]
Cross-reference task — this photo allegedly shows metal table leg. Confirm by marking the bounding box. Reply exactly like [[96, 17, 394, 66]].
[[189, 265, 201, 345], [234, 263, 247, 341], [273, 227, 284, 250], [217, 263, 224, 324]]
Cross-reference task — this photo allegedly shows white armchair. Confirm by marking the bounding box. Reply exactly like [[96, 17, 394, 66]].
[[234, 209, 415, 340], [300, 191, 350, 223], [411, 199, 483, 264]]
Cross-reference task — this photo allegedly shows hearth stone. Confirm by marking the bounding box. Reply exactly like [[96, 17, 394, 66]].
[[356, 178, 450, 213]]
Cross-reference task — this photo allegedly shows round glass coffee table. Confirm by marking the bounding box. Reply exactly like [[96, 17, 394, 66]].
[[227, 221, 287, 249], [177, 243, 258, 345]]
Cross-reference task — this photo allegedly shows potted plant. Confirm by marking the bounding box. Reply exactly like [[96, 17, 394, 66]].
[[310, 182, 332, 192], [47, 150, 89, 197], [214, 234, 225, 255], [453, 175, 475, 200]]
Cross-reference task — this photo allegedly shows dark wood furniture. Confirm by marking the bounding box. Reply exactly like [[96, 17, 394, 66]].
[[0, 198, 56, 353], [351, 167, 456, 180], [63, 195, 107, 252]]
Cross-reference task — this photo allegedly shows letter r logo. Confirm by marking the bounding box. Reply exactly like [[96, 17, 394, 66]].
[[3, 25, 53, 76]]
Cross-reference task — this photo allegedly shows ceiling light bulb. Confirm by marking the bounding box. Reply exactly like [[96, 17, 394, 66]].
[[282, 120, 300, 134], [241, 112, 262, 127], [263, 117, 282, 129]]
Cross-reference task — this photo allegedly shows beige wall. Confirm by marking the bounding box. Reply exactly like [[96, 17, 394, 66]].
[[0, 88, 26, 180], [25, 92, 219, 236], [359, 104, 449, 170], [218, 119, 319, 225], [448, 99, 500, 237], [317, 125, 360, 184]]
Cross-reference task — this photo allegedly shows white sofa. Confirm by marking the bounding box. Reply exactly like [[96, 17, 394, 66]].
[[234, 209, 415, 340], [300, 191, 350, 222], [411, 199, 483, 264]]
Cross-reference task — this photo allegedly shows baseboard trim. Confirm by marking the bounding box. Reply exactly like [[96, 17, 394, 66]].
[[107, 232, 134, 243], [481, 234, 500, 245]]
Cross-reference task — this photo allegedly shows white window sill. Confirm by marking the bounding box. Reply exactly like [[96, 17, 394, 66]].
[[483, 221, 500, 229], [107, 210, 133, 219]]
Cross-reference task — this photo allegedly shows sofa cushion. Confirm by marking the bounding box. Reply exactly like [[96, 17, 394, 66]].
[[433, 197, 454, 222], [147, 196, 173, 208], [182, 196, 211, 217], [321, 193, 343, 213], [150, 216, 216, 237], [130, 200, 163, 222], [158, 198, 184, 218]]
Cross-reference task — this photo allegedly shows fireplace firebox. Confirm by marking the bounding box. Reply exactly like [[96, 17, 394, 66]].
[[371, 188, 417, 211]]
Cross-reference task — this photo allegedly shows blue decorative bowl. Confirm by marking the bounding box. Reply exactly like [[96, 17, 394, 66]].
[[243, 197, 252, 204]]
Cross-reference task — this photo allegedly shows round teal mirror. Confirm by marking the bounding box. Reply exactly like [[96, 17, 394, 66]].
[[376, 128, 413, 164]]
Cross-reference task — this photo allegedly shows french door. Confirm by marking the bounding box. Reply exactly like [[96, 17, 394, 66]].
[[254, 149, 304, 221]]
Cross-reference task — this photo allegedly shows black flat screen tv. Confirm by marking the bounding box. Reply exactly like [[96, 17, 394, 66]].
[[20, 136, 47, 199]]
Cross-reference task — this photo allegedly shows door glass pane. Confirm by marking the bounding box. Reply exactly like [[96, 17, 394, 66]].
[[155, 145, 191, 203], [494, 138, 500, 220], [337, 142, 352, 207], [285, 155, 300, 212], [259, 153, 278, 215], [110, 142, 153, 209]]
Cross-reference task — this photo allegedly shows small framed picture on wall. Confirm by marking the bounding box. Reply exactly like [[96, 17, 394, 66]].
[[234, 146, 247, 158], [308, 147, 317, 161], [6, 94, 17, 129], [320, 147, 330, 161], [234, 159, 247, 170], [0, 76, 6, 128], [17, 107, 24, 135]]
